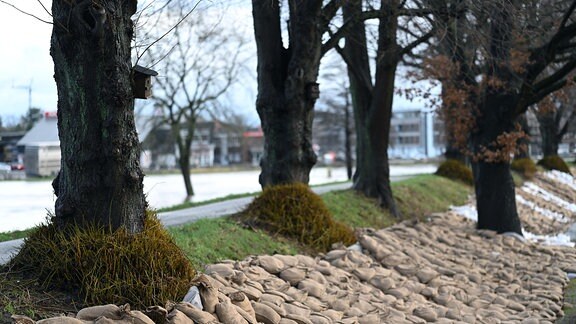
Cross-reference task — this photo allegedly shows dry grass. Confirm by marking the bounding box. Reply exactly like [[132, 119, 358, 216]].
[[8, 212, 195, 311]]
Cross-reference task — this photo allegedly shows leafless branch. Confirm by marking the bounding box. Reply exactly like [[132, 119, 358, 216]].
[[0, 0, 52, 25]]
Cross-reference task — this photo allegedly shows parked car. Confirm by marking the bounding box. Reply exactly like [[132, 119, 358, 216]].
[[0, 162, 11, 173], [10, 163, 24, 171]]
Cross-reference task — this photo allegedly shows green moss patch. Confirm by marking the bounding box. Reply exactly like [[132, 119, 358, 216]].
[[9, 213, 195, 308], [435, 159, 474, 185], [538, 155, 572, 175], [511, 158, 537, 179], [239, 182, 356, 252]]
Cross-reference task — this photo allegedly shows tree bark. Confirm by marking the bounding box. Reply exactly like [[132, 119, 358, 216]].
[[252, 0, 321, 187], [50, 0, 146, 233], [343, 0, 399, 216], [344, 102, 353, 180], [172, 122, 194, 199], [469, 4, 523, 235], [538, 111, 560, 157], [471, 91, 522, 234]]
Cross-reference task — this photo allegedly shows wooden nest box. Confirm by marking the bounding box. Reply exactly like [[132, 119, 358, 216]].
[[133, 65, 158, 99]]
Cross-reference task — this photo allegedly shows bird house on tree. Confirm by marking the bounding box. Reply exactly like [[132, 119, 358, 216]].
[[133, 65, 158, 99]]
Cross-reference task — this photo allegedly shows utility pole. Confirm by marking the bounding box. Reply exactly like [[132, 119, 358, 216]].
[[13, 79, 33, 110]]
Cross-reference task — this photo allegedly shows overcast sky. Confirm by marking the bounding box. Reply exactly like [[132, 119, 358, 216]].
[[0, 1, 55, 123], [0, 0, 434, 125]]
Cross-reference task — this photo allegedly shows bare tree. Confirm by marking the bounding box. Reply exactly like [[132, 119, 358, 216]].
[[339, 0, 435, 217], [252, 0, 397, 188], [531, 85, 576, 157], [142, 1, 247, 199], [318, 55, 354, 180]]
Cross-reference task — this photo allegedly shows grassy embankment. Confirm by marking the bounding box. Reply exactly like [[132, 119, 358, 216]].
[[170, 174, 470, 267], [0, 175, 470, 267]]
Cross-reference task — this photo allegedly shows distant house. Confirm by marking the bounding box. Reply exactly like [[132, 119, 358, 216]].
[[17, 112, 156, 177], [242, 128, 264, 166], [17, 112, 60, 177], [141, 118, 249, 170]]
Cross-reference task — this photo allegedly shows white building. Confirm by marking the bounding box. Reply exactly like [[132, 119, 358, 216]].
[[17, 112, 61, 177], [389, 108, 444, 159]]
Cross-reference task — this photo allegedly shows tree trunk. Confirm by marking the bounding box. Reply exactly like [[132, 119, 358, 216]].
[[252, 0, 321, 187], [177, 143, 194, 199], [343, 0, 399, 216], [473, 160, 522, 234], [470, 5, 522, 235], [172, 122, 194, 198], [538, 112, 560, 157], [344, 102, 353, 180], [471, 91, 522, 234], [50, 0, 146, 233]]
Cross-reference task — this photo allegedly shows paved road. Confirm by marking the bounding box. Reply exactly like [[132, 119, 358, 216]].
[[0, 182, 354, 265], [159, 182, 352, 227]]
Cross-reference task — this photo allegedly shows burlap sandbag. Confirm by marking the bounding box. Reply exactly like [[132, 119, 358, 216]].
[[166, 309, 194, 324], [233, 304, 258, 324], [175, 302, 217, 324], [215, 300, 248, 324], [76, 304, 125, 321], [274, 254, 299, 268], [279, 267, 306, 286], [36, 317, 87, 324], [285, 314, 313, 324], [144, 306, 168, 324], [126, 310, 155, 324], [297, 279, 326, 299], [260, 293, 286, 306], [205, 263, 235, 278], [251, 301, 281, 324], [258, 255, 285, 274], [231, 292, 256, 319], [282, 302, 311, 318], [197, 274, 219, 313], [260, 301, 287, 317]]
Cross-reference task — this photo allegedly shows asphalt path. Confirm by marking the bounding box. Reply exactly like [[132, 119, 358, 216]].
[[0, 178, 412, 265]]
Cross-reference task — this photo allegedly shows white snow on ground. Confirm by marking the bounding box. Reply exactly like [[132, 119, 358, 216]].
[[521, 182, 576, 213], [450, 204, 575, 248], [515, 194, 568, 223], [545, 170, 576, 191]]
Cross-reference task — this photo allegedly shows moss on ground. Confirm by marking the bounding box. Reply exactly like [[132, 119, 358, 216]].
[[238, 182, 356, 252], [435, 159, 474, 185], [8, 213, 194, 309]]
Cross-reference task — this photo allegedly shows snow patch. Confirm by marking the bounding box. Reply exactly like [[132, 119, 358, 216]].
[[515, 194, 568, 223], [450, 204, 575, 247], [450, 204, 477, 222], [544, 170, 576, 191], [520, 182, 576, 213]]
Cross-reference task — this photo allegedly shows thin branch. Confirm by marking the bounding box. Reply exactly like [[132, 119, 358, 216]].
[[0, 0, 52, 24], [558, 108, 576, 139], [559, 0, 576, 30], [134, 0, 201, 68], [35, 0, 51, 17], [400, 30, 434, 56]]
